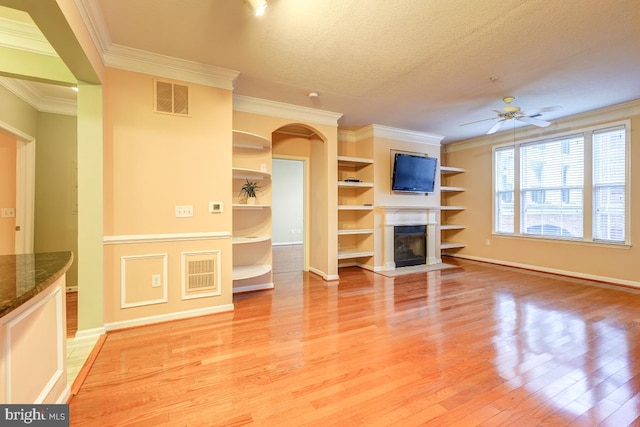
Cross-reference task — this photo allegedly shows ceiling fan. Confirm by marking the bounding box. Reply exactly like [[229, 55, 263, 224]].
[[462, 96, 563, 135]]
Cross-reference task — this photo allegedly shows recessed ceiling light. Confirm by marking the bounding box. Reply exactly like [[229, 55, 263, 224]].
[[308, 92, 319, 98]]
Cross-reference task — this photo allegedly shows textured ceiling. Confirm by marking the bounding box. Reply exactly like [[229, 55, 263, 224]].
[[5, 1, 640, 142]]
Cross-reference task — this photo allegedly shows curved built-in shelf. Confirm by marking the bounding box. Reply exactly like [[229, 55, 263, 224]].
[[338, 205, 374, 211], [233, 235, 272, 244], [440, 225, 466, 231], [338, 250, 374, 260], [338, 229, 374, 236], [337, 156, 374, 167], [338, 181, 374, 188], [232, 264, 272, 281], [233, 130, 270, 149], [440, 166, 466, 174], [232, 167, 271, 180], [441, 186, 465, 192], [232, 204, 271, 209], [440, 242, 466, 250]]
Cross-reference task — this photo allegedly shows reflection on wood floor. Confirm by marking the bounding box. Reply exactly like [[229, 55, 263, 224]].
[[69, 257, 640, 426]]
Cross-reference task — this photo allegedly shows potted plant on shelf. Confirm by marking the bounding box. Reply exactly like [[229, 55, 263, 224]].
[[240, 179, 261, 205]]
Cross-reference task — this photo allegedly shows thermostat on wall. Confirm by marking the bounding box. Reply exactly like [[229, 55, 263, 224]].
[[209, 202, 223, 213]]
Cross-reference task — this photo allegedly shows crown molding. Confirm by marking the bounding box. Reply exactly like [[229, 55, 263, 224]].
[[0, 16, 57, 56], [339, 124, 443, 145], [75, 0, 112, 55], [76, 0, 239, 90], [233, 94, 343, 126], [444, 98, 640, 153], [104, 44, 239, 90], [0, 77, 76, 116]]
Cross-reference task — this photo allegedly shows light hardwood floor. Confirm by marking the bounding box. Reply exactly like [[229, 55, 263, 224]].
[[69, 258, 640, 426]]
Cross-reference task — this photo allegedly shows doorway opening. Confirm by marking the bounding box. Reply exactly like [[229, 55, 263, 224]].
[[272, 158, 306, 274]]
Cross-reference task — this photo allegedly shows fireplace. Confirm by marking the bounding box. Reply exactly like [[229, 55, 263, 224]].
[[381, 207, 440, 270], [394, 225, 426, 267]]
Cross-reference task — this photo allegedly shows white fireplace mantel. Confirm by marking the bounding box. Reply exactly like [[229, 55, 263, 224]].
[[380, 206, 441, 270]]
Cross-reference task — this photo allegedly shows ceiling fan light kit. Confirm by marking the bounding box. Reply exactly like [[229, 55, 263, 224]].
[[461, 96, 562, 135]]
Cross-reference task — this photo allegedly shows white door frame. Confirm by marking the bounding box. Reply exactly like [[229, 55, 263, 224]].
[[1, 120, 35, 254], [272, 155, 309, 271]]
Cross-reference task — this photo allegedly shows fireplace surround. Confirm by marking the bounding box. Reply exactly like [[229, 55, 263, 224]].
[[381, 207, 440, 270]]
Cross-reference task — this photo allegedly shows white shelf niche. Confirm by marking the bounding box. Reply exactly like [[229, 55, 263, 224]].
[[338, 229, 374, 236], [232, 167, 271, 180], [233, 130, 270, 149], [232, 235, 272, 244], [232, 264, 272, 281]]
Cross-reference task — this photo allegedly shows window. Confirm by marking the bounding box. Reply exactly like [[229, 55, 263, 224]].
[[495, 146, 514, 234], [593, 127, 626, 242], [520, 135, 584, 238], [493, 122, 628, 244]]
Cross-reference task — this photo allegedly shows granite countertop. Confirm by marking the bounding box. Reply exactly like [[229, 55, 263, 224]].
[[0, 251, 73, 317]]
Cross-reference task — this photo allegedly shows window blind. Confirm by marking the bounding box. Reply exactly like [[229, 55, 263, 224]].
[[593, 127, 626, 242], [495, 146, 514, 234], [520, 135, 584, 238]]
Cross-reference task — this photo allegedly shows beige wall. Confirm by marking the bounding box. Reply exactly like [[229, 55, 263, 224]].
[[103, 67, 234, 324], [0, 130, 16, 255], [373, 136, 441, 208], [34, 113, 78, 286], [443, 106, 640, 286]]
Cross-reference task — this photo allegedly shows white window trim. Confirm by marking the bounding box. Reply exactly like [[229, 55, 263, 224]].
[[492, 119, 631, 247]]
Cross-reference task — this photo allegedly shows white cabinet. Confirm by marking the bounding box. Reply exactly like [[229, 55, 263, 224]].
[[232, 130, 273, 293], [440, 166, 466, 251]]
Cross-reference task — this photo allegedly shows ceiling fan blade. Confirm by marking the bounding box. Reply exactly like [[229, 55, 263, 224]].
[[525, 105, 563, 116], [487, 119, 506, 134], [517, 115, 551, 127], [460, 117, 499, 126]]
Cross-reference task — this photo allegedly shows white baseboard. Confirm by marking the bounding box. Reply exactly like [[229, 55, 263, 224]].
[[309, 266, 339, 281], [74, 326, 106, 340], [448, 254, 640, 289], [233, 283, 274, 293], [104, 304, 234, 331], [57, 385, 71, 404]]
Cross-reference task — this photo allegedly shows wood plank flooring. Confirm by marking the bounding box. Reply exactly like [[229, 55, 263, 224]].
[[69, 258, 640, 426]]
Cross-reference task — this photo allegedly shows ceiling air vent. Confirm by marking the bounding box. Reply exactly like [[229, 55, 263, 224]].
[[155, 80, 189, 116]]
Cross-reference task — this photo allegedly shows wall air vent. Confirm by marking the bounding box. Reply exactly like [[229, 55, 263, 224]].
[[155, 80, 189, 116], [181, 251, 221, 300]]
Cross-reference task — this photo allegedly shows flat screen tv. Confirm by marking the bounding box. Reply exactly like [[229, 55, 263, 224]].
[[391, 153, 438, 193]]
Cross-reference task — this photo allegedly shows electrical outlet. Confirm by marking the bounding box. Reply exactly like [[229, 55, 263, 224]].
[[175, 205, 193, 217], [486, 239, 491, 246], [1, 208, 15, 218], [151, 274, 161, 288]]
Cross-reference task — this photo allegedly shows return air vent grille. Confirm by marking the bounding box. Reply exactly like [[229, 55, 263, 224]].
[[182, 251, 220, 299], [155, 80, 189, 116]]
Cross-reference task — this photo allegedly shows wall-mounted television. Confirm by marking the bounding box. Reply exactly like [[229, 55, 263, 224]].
[[391, 152, 438, 193]]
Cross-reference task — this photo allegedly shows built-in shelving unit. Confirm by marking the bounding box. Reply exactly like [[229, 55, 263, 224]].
[[337, 146, 375, 268], [232, 130, 273, 293], [440, 165, 466, 252]]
